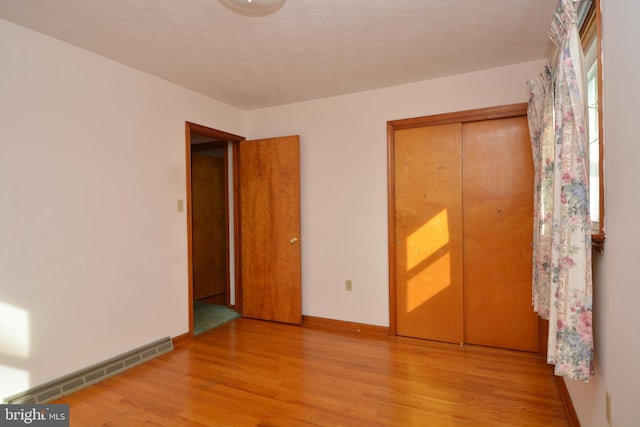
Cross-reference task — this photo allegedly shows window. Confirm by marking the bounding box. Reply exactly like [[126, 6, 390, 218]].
[[585, 37, 599, 230], [579, 0, 605, 251]]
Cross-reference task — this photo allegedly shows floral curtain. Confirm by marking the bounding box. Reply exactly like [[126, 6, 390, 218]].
[[527, 0, 594, 382]]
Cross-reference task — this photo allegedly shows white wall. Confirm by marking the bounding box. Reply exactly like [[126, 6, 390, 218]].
[[247, 60, 546, 326], [4, 8, 609, 414], [566, 1, 640, 426], [0, 18, 245, 400]]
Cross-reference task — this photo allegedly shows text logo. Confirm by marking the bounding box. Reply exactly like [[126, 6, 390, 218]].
[[0, 405, 69, 426]]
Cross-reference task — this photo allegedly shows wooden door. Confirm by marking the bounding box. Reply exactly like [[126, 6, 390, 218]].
[[238, 135, 302, 325], [462, 117, 538, 352], [394, 124, 464, 344], [191, 153, 227, 301], [390, 105, 538, 353]]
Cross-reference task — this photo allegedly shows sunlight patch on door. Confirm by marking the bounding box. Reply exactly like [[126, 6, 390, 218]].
[[405, 209, 449, 271], [406, 252, 451, 313], [405, 208, 451, 313]]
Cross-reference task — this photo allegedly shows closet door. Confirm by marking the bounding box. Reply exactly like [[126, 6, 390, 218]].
[[462, 117, 538, 352], [394, 124, 464, 344], [390, 106, 538, 352]]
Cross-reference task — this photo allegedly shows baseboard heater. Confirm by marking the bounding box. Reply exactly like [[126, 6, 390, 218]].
[[4, 336, 174, 404]]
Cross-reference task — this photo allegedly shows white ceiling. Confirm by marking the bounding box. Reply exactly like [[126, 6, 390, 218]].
[[0, 0, 557, 110]]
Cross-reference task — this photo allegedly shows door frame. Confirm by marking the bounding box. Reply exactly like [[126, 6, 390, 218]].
[[386, 103, 529, 336], [185, 122, 245, 337]]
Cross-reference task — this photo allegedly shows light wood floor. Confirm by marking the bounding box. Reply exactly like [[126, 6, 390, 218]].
[[56, 318, 569, 426]]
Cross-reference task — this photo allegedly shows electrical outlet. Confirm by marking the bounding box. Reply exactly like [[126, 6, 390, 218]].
[[345, 279, 352, 291], [606, 390, 612, 426]]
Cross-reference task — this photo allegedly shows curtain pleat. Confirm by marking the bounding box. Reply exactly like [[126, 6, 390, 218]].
[[527, 0, 594, 382]]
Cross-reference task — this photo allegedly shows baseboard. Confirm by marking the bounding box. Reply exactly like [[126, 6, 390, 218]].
[[172, 332, 191, 347], [555, 376, 581, 427], [3, 337, 173, 404], [302, 315, 389, 336]]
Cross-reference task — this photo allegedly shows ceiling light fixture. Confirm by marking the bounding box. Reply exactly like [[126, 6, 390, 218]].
[[218, 0, 286, 17]]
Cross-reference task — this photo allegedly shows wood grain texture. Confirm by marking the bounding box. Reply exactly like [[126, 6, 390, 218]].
[[462, 117, 538, 352], [388, 104, 528, 131], [191, 153, 228, 300], [388, 105, 538, 353], [302, 315, 389, 336], [239, 136, 301, 324], [394, 124, 464, 344], [56, 318, 570, 426], [387, 104, 529, 339]]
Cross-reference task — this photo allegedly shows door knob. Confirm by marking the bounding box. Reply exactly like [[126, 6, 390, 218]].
[[290, 237, 299, 244]]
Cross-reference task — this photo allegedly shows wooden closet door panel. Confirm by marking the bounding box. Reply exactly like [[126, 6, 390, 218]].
[[192, 153, 227, 300], [394, 124, 464, 344], [462, 116, 538, 352]]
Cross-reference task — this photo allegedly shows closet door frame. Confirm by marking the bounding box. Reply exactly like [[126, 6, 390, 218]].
[[387, 103, 541, 342]]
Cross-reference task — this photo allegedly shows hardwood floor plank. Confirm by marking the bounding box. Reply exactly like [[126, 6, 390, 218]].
[[55, 318, 569, 426]]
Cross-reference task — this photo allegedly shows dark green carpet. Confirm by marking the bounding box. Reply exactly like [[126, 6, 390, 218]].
[[193, 302, 241, 335]]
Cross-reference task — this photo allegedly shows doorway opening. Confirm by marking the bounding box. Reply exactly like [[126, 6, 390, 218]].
[[185, 122, 244, 336]]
